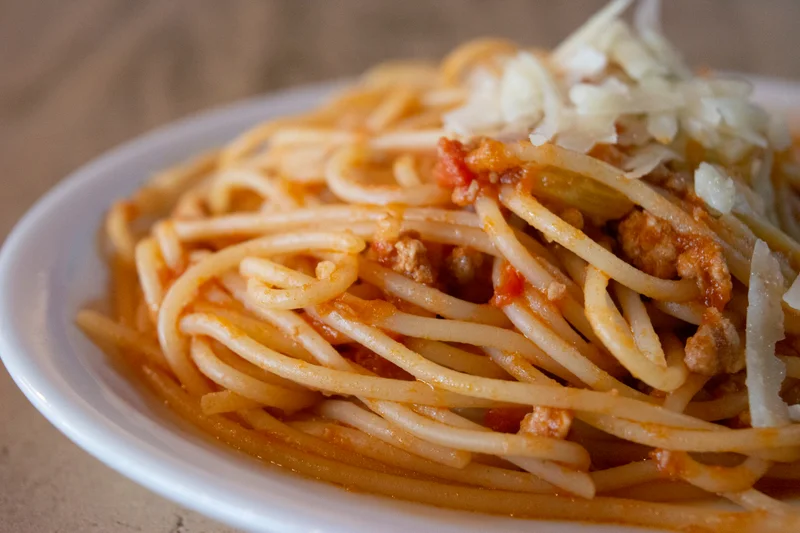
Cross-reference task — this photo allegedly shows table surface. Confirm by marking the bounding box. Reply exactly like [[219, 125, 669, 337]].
[[2, 1, 799, 531]]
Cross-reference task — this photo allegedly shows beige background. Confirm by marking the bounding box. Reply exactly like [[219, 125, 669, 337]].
[[1, 1, 799, 531]]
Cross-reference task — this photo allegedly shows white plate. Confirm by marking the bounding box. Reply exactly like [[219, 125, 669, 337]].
[[0, 77, 797, 533]]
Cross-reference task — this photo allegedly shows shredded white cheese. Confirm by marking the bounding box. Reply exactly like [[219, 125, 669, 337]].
[[694, 163, 736, 214], [443, 0, 790, 162], [552, 0, 634, 67], [563, 46, 607, 80], [783, 275, 800, 311], [745, 240, 791, 428], [623, 144, 677, 178]]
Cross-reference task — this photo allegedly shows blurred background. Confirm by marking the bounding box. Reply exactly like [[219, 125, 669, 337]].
[[1, 1, 799, 531]]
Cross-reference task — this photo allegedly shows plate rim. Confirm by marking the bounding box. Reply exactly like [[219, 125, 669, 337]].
[[1, 76, 799, 533]]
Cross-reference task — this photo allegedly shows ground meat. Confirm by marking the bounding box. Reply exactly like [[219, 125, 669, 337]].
[[519, 407, 573, 440], [618, 210, 681, 279], [393, 239, 436, 284], [442, 246, 494, 303], [617, 209, 732, 309], [452, 180, 481, 206], [483, 407, 531, 433], [684, 308, 744, 376], [367, 231, 439, 285], [675, 239, 732, 310], [445, 246, 485, 285], [650, 449, 685, 479], [546, 281, 567, 302]]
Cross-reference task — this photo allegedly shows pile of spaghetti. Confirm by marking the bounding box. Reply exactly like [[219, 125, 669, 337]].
[[78, 1, 800, 530]]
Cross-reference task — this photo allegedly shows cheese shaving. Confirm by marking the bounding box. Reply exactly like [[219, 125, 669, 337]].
[[444, 0, 791, 160], [782, 275, 800, 311], [745, 240, 791, 428], [694, 163, 736, 214], [623, 144, 677, 179]]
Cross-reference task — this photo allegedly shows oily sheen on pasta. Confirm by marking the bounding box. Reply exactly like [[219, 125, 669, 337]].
[[79, 0, 800, 531]]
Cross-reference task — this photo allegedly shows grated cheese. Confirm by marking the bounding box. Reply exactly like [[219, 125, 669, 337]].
[[443, 0, 791, 162]]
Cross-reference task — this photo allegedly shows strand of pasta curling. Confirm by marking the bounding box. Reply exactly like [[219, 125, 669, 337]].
[[207, 168, 302, 214], [404, 339, 508, 379], [316, 296, 800, 458], [73, 19, 800, 526], [325, 144, 451, 206], [474, 195, 582, 300], [651, 450, 772, 495], [482, 326, 795, 502], [505, 142, 714, 238], [356, 257, 509, 326], [522, 287, 619, 374], [409, 405, 596, 498], [219, 271, 485, 469], [134, 237, 167, 318], [189, 338, 320, 414], [647, 364, 789, 514], [308, 306, 716, 429], [289, 419, 561, 493], [181, 310, 716, 430], [199, 390, 262, 415], [243, 262, 568, 379], [144, 365, 797, 533], [502, 300, 645, 396], [316, 400, 471, 468], [243, 254, 359, 310], [367, 399, 591, 468], [353, 305, 576, 382], [584, 266, 688, 392], [499, 185, 700, 301], [473, 195, 602, 347], [224, 270, 595, 488], [156, 231, 366, 394], [486, 256, 643, 395], [613, 282, 667, 367]]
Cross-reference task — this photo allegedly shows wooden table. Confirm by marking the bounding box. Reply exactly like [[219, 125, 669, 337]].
[[1, 1, 798, 531]]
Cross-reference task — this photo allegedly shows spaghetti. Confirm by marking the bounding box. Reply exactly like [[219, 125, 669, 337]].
[[78, 0, 800, 530]]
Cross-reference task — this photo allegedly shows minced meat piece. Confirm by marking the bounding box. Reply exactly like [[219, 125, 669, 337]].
[[684, 308, 744, 376], [368, 231, 439, 285], [618, 210, 681, 279], [445, 246, 485, 285], [519, 407, 573, 440], [617, 209, 732, 309], [675, 236, 732, 311]]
